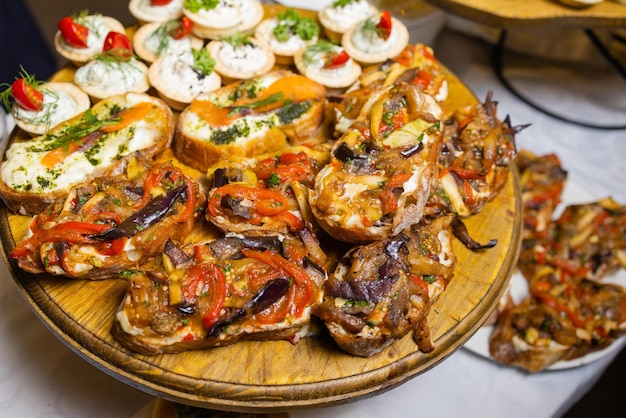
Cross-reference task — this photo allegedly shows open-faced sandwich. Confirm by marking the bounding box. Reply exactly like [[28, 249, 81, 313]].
[[0, 69, 90, 137], [315, 214, 457, 357], [128, 0, 184, 24], [174, 70, 327, 172], [205, 145, 330, 235], [54, 10, 127, 66], [9, 158, 206, 280], [0, 92, 174, 215], [205, 32, 276, 84], [149, 47, 221, 111], [327, 43, 449, 137], [111, 230, 327, 355], [133, 17, 204, 64], [74, 31, 150, 102], [309, 82, 444, 243], [254, 8, 320, 66]]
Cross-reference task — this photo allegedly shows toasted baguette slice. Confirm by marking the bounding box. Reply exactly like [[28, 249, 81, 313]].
[[112, 231, 327, 355], [309, 83, 443, 243], [173, 70, 326, 172], [314, 215, 457, 357], [9, 159, 206, 280], [0, 93, 174, 215], [205, 144, 330, 235]]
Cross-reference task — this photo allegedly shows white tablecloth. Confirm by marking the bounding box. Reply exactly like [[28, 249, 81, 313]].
[[2, 24, 626, 418]]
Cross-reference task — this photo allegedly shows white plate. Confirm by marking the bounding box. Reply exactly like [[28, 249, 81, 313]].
[[463, 179, 626, 370]]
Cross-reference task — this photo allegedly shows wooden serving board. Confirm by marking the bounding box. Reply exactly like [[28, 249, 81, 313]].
[[0, 3, 522, 413], [426, 0, 626, 28]]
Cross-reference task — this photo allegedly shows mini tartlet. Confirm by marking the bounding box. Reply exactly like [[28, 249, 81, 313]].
[[149, 48, 222, 111], [205, 33, 275, 84], [318, 0, 378, 43], [6, 82, 90, 137], [294, 40, 361, 92], [128, 0, 184, 24], [74, 33, 150, 102], [254, 8, 320, 66], [341, 10, 409, 65], [182, 0, 263, 40], [54, 12, 126, 66], [133, 19, 204, 64]]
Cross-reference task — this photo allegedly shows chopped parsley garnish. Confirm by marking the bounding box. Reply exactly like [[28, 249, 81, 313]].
[[273, 9, 319, 42], [183, 0, 219, 13], [191, 48, 216, 75]]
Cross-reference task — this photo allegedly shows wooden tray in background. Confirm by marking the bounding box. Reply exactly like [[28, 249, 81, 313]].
[[0, 3, 522, 413], [426, 0, 626, 28]]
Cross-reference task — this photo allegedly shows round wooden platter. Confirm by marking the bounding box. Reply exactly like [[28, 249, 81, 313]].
[[0, 5, 522, 413], [426, 0, 626, 28]]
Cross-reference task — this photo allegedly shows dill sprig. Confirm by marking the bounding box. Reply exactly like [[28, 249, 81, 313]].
[[225, 32, 253, 49], [0, 67, 44, 110], [226, 92, 284, 117], [303, 40, 338, 65]]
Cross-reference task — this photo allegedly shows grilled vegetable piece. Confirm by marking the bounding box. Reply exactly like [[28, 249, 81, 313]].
[[206, 145, 330, 235], [314, 215, 456, 357], [309, 82, 443, 243], [112, 230, 327, 355], [9, 159, 206, 280]]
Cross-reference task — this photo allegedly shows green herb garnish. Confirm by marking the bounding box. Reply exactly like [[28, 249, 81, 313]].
[[183, 0, 219, 13], [333, 0, 356, 7], [227, 92, 284, 117], [273, 9, 319, 42], [191, 48, 216, 75], [225, 32, 253, 49]]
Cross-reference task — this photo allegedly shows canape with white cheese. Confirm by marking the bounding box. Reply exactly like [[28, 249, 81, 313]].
[[205, 32, 275, 84], [149, 48, 221, 111], [75, 55, 150, 103], [254, 9, 320, 66], [341, 10, 409, 65], [294, 40, 361, 93], [54, 12, 126, 66], [128, 0, 184, 24], [318, 0, 378, 43], [133, 18, 204, 64]]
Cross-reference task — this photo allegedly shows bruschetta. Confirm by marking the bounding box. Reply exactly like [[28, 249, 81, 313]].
[[205, 145, 330, 235], [309, 82, 444, 243], [314, 215, 457, 357], [0, 92, 174, 215], [173, 70, 326, 172], [9, 159, 206, 280], [111, 231, 327, 355]]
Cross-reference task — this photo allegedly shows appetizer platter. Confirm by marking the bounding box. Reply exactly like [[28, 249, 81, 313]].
[[0, 2, 523, 412]]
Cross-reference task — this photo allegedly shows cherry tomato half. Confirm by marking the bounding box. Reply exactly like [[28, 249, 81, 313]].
[[376, 10, 392, 40], [102, 31, 133, 60], [58, 16, 89, 48], [168, 17, 193, 40], [11, 78, 44, 111], [151, 0, 173, 5], [324, 50, 350, 69]]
